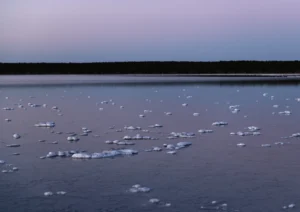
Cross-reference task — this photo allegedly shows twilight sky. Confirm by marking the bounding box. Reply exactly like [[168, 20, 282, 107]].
[[1, 0, 300, 62]]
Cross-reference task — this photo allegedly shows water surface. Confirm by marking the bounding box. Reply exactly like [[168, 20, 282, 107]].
[[1, 75, 300, 212]]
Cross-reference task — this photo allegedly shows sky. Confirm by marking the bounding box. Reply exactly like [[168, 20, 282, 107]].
[[1, 0, 300, 62]]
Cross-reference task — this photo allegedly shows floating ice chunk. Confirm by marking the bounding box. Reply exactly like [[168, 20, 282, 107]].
[[273, 105, 279, 108], [230, 132, 236, 135], [261, 144, 271, 147], [72, 153, 91, 159], [165, 112, 172, 116], [0, 160, 5, 164], [149, 124, 163, 128], [56, 191, 67, 195], [288, 204, 296, 208], [52, 106, 58, 110], [212, 121, 228, 126], [35, 122, 55, 127], [124, 126, 141, 130], [247, 126, 260, 132], [105, 140, 113, 144], [4, 119, 11, 122], [6, 144, 20, 147], [149, 198, 160, 204], [237, 143, 246, 147], [177, 142, 192, 148], [67, 136, 79, 142], [12, 167, 18, 171], [291, 133, 300, 138], [167, 151, 177, 154], [166, 144, 175, 150], [139, 114, 145, 118], [165, 203, 172, 207], [198, 129, 213, 134], [275, 142, 284, 145], [117, 141, 135, 145], [120, 106, 124, 109], [44, 192, 53, 197], [236, 131, 245, 136], [43, 104, 47, 108], [152, 147, 162, 151], [186, 96, 192, 99], [193, 113, 200, 116], [129, 184, 151, 193], [263, 93, 268, 97], [99, 108, 104, 111], [13, 134, 20, 139], [182, 103, 188, 107], [2, 107, 14, 110], [46, 152, 58, 158], [2, 170, 8, 173], [279, 111, 291, 115], [144, 110, 152, 113]]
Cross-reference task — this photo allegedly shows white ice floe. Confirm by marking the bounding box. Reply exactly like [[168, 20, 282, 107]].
[[212, 121, 228, 126], [229, 105, 240, 113], [0, 160, 5, 164], [35, 122, 55, 127], [165, 112, 172, 116], [169, 132, 195, 139], [139, 114, 145, 118], [67, 136, 79, 142], [237, 143, 246, 147], [182, 103, 188, 107], [124, 126, 141, 130], [193, 113, 200, 116], [273, 105, 279, 108], [2, 107, 14, 110], [44, 192, 54, 197], [279, 111, 291, 115], [13, 134, 20, 139], [148, 124, 163, 128], [4, 119, 11, 122], [261, 144, 271, 147], [129, 184, 151, 193], [6, 144, 21, 147], [198, 129, 213, 134], [149, 198, 160, 204], [56, 191, 67, 195]]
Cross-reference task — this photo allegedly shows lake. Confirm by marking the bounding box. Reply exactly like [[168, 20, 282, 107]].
[[1, 75, 300, 212]]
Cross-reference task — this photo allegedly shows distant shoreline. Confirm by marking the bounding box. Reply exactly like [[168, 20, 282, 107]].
[[1, 61, 300, 75]]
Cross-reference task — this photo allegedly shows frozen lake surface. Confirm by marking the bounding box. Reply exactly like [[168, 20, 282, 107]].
[[1, 75, 300, 212]]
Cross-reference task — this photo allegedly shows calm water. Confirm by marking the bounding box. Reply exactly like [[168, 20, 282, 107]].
[[1, 75, 300, 212]]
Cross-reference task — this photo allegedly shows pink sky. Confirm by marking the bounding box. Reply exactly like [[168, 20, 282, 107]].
[[1, 0, 300, 62]]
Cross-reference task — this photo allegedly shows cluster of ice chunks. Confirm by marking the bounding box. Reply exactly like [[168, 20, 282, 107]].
[[282, 203, 296, 209], [279, 111, 291, 115], [231, 126, 261, 136], [67, 136, 79, 142], [212, 121, 228, 126], [198, 129, 213, 134], [148, 124, 163, 128], [1, 161, 19, 173], [2, 107, 14, 111], [168, 132, 195, 139], [35, 122, 55, 127], [105, 140, 135, 145], [200, 201, 228, 211], [128, 184, 151, 193], [123, 134, 156, 140], [229, 105, 240, 114], [124, 126, 142, 130], [43, 149, 138, 159], [28, 103, 41, 108], [44, 191, 67, 197]]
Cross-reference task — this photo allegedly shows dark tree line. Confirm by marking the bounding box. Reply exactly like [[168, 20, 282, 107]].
[[0, 61, 300, 75]]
